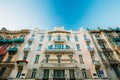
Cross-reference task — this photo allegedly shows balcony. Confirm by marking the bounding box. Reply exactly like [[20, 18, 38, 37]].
[[45, 48, 74, 54], [16, 60, 28, 66], [97, 39, 105, 43], [102, 48, 112, 52], [108, 60, 119, 66], [92, 61, 101, 67], [23, 48, 30, 53], [41, 63, 77, 68], [84, 38, 90, 43], [0, 61, 14, 67], [88, 48, 95, 53], [28, 38, 34, 43], [8, 47, 18, 54], [54, 39, 65, 43]]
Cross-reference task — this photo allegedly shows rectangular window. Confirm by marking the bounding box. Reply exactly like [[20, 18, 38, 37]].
[[68, 55, 73, 62], [32, 35, 35, 39], [43, 69, 49, 78], [0, 67, 6, 78], [16, 70, 22, 78], [38, 44, 42, 51], [57, 35, 61, 41], [28, 44, 32, 49], [66, 35, 70, 41], [57, 55, 61, 63], [48, 35, 52, 41], [95, 34, 100, 39], [40, 36, 44, 41], [75, 36, 78, 41], [54, 70, 65, 78], [79, 55, 84, 63], [34, 55, 40, 63], [87, 44, 91, 49], [23, 54, 28, 60], [91, 54, 95, 61], [45, 55, 50, 63], [98, 43, 105, 48], [82, 69, 87, 78], [6, 55, 12, 63], [69, 69, 75, 78], [76, 44, 80, 51], [31, 69, 36, 78]]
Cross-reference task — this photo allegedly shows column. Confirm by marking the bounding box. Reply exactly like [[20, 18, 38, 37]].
[[65, 69, 70, 80], [49, 69, 53, 80]]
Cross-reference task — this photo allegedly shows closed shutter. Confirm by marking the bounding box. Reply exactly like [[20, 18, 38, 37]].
[[26, 69, 32, 79], [86, 70, 92, 78]]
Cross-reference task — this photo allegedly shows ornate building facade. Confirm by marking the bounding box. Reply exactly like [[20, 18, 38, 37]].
[[0, 27, 120, 80]]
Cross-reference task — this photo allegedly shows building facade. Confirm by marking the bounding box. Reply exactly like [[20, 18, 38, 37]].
[[89, 27, 120, 80], [0, 27, 29, 80], [0, 27, 119, 80]]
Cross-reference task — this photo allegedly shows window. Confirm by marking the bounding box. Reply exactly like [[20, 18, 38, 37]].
[[45, 55, 50, 63], [32, 35, 35, 39], [66, 35, 70, 41], [6, 55, 12, 63], [38, 44, 42, 51], [66, 45, 70, 49], [48, 35, 52, 41], [79, 55, 84, 63], [76, 44, 80, 51], [48, 45, 53, 50], [55, 44, 64, 49], [28, 44, 32, 49], [54, 70, 65, 78], [57, 55, 61, 63], [14, 44, 19, 48], [95, 34, 100, 39], [34, 55, 40, 63], [44, 69, 49, 78], [68, 55, 73, 62], [98, 43, 105, 48], [31, 69, 36, 78], [91, 54, 95, 61], [57, 35, 61, 41], [40, 36, 44, 41], [0, 67, 6, 78], [69, 69, 75, 78], [87, 44, 91, 49], [75, 36, 78, 41], [82, 69, 87, 78], [23, 54, 28, 60], [16, 70, 22, 78]]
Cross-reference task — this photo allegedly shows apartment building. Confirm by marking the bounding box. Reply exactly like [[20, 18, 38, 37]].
[[0, 27, 29, 80], [9, 27, 109, 80], [89, 27, 120, 80]]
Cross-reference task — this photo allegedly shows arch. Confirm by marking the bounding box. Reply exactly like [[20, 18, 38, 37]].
[[66, 45, 70, 49], [48, 45, 53, 50]]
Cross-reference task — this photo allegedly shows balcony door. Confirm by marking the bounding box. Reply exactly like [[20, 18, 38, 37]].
[[53, 70, 65, 80]]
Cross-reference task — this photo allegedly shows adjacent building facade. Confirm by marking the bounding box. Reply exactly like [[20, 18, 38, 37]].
[[0, 27, 120, 80]]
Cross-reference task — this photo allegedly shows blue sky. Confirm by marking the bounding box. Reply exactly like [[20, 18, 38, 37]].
[[0, 0, 120, 30]]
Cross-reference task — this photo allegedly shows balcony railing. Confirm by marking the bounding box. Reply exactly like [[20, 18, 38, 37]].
[[102, 48, 112, 52], [92, 61, 101, 67], [23, 48, 30, 53], [16, 60, 28, 66], [54, 39, 65, 43], [97, 39, 105, 43], [108, 60, 119, 66], [0, 61, 15, 67], [41, 63, 77, 68], [45, 48, 74, 54]]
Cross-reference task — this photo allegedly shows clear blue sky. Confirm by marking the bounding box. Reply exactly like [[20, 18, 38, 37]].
[[0, 0, 120, 30]]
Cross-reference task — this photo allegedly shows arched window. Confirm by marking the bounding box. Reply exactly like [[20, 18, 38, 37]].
[[48, 45, 53, 50], [66, 45, 70, 49]]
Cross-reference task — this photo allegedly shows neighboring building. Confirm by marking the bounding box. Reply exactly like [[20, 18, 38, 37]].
[[9, 27, 109, 80], [0, 27, 29, 80], [89, 27, 120, 80]]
